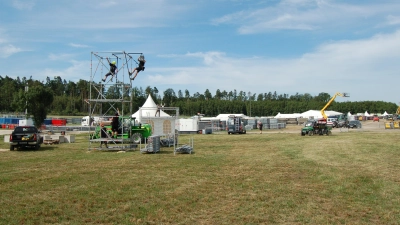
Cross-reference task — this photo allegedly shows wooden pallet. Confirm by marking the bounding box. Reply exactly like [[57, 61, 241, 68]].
[[43, 139, 60, 145]]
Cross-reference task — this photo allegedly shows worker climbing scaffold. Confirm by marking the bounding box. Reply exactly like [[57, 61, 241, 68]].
[[129, 55, 146, 81], [102, 57, 117, 82]]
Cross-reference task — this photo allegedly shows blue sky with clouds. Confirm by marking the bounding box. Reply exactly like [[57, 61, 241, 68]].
[[1, 0, 400, 105]]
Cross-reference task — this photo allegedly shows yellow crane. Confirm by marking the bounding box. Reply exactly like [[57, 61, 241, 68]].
[[320, 92, 349, 120]]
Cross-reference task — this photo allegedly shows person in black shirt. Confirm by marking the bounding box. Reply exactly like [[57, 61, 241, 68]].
[[258, 121, 263, 134], [129, 55, 146, 80], [102, 57, 117, 82], [111, 108, 120, 138], [99, 123, 109, 148]]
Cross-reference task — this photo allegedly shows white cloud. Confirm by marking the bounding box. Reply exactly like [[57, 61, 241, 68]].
[[0, 44, 23, 58], [48, 53, 75, 61], [12, 0, 35, 10], [98, 0, 117, 8], [69, 43, 91, 48], [386, 15, 400, 25], [41, 60, 88, 81], [15, 0, 190, 30], [212, 1, 400, 34], [146, 30, 400, 103]]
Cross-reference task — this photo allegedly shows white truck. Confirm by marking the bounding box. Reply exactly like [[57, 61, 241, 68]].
[[176, 115, 202, 134], [81, 116, 102, 126]]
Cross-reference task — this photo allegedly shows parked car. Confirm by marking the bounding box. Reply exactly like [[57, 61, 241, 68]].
[[336, 120, 347, 128], [347, 120, 362, 129], [9, 126, 43, 150]]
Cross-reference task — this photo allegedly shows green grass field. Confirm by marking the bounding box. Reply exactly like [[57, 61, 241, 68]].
[[0, 128, 399, 224]]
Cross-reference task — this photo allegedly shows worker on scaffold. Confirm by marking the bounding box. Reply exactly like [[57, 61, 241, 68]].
[[129, 55, 146, 80], [155, 103, 165, 117], [102, 57, 117, 82]]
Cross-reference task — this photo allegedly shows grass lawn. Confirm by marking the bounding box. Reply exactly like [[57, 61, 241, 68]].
[[0, 129, 399, 224]]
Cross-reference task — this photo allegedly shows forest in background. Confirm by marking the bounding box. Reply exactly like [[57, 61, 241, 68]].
[[0, 75, 397, 117]]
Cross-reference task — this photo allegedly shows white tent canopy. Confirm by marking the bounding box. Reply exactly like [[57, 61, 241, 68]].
[[216, 114, 246, 122], [132, 94, 170, 122], [301, 110, 343, 119], [274, 112, 302, 119]]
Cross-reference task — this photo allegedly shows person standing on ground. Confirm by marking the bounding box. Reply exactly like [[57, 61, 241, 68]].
[[111, 108, 120, 138], [258, 121, 263, 134], [100, 123, 109, 148]]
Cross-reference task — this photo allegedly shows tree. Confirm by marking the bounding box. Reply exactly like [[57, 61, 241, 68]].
[[204, 89, 212, 100], [163, 88, 177, 105], [13, 82, 54, 128], [178, 90, 183, 99], [257, 93, 263, 101], [0, 76, 18, 111], [315, 92, 331, 102], [215, 89, 222, 100], [185, 89, 190, 99]]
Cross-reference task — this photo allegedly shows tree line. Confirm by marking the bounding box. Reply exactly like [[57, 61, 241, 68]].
[[0, 75, 397, 119]]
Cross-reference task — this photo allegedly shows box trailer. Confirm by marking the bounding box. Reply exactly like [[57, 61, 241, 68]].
[[176, 116, 201, 134]]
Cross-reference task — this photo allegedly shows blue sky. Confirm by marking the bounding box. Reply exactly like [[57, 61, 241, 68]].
[[1, 0, 400, 105]]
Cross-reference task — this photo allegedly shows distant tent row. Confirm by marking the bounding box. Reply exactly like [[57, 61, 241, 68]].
[[275, 110, 392, 120], [274, 110, 342, 119]]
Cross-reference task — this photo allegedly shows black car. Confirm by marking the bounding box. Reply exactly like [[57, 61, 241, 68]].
[[347, 120, 362, 129]]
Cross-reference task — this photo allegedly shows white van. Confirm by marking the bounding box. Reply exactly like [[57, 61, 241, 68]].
[[327, 118, 337, 123], [327, 117, 337, 127], [81, 116, 102, 126]]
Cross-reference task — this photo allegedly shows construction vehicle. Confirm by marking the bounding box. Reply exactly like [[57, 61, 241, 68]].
[[321, 92, 349, 127], [320, 92, 349, 120], [301, 92, 349, 136], [301, 119, 331, 136], [395, 105, 400, 120], [91, 116, 152, 143], [226, 115, 246, 134]]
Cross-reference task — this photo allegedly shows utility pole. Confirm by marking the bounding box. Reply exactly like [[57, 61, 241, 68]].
[[248, 91, 251, 117], [25, 83, 29, 119]]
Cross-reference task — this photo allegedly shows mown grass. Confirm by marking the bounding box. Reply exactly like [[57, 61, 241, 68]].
[[0, 129, 399, 224]]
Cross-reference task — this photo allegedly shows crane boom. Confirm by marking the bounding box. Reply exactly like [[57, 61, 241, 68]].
[[320, 92, 349, 119]]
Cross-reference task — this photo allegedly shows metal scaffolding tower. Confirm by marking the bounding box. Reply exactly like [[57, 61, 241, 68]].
[[87, 51, 143, 151]]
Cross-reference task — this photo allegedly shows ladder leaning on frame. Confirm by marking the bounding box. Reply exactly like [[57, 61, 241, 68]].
[[234, 117, 240, 132]]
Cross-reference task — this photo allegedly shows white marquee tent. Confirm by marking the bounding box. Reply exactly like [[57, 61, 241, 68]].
[[131, 94, 176, 136], [215, 114, 247, 122], [300, 110, 343, 119], [132, 94, 170, 122], [274, 112, 302, 119]]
